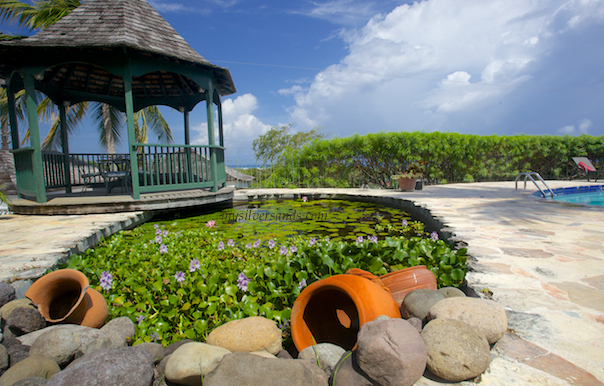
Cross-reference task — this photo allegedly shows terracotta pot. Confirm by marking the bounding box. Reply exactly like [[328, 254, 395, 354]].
[[25, 269, 108, 327], [397, 177, 417, 191], [379, 265, 437, 304], [291, 274, 401, 352]]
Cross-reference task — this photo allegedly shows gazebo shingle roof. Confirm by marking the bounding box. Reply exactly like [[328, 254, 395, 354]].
[[10, 0, 206, 65]]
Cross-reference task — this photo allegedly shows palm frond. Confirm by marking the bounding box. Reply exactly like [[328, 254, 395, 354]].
[[0, 0, 81, 31], [140, 106, 173, 143], [40, 101, 87, 150], [90, 102, 124, 152]]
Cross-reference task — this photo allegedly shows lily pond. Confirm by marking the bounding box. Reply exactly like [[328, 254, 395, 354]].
[[64, 199, 468, 346]]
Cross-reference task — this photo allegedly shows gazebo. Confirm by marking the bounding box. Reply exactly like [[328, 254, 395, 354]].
[[0, 0, 236, 203]]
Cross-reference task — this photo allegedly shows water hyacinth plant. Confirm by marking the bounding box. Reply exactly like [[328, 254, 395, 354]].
[[64, 212, 467, 346]]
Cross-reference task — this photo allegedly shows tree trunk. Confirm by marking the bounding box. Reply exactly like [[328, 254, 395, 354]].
[[1, 121, 9, 150], [102, 104, 115, 154]]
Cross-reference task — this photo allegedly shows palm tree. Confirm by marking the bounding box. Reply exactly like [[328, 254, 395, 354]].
[[0, 0, 173, 153]]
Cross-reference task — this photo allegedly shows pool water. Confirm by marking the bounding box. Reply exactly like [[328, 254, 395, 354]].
[[549, 185, 604, 206]]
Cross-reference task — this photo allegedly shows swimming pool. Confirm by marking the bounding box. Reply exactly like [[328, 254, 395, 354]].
[[543, 185, 604, 206]]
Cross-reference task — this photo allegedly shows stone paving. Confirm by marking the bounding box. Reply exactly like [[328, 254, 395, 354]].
[[1, 180, 603, 385]]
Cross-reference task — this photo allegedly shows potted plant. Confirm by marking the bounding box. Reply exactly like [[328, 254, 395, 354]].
[[391, 161, 425, 191]]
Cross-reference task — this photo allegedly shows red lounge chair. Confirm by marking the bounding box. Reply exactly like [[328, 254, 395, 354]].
[[572, 157, 604, 182]]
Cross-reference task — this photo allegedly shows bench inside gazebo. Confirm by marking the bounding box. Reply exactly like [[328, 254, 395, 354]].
[[0, 0, 236, 204]]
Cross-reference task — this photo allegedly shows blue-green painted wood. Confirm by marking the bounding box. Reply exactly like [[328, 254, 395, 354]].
[[123, 59, 140, 200], [206, 81, 218, 192], [23, 74, 47, 203], [59, 103, 72, 193]]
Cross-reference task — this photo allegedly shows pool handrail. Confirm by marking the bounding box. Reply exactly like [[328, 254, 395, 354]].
[[515, 172, 554, 198]]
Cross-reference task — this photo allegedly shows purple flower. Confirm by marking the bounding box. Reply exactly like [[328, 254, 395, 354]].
[[159, 244, 168, 254], [302, 196, 308, 202], [290, 245, 298, 254], [237, 272, 250, 291], [218, 241, 225, 250], [163, 230, 169, 237], [150, 332, 159, 343], [136, 315, 144, 326], [227, 239, 235, 247], [356, 236, 364, 244], [298, 279, 307, 290], [175, 271, 185, 284], [253, 239, 261, 248], [369, 235, 378, 243], [268, 239, 275, 249], [99, 271, 113, 291], [155, 235, 162, 244], [189, 258, 200, 272], [155, 228, 162, 235], [402, 219, 408, 227], [431, 231, 439, 241], [279, 246, 288, 255], [245, 243, 252, 249], [308, 237, 317, 246], [154, 224, 159, 230]]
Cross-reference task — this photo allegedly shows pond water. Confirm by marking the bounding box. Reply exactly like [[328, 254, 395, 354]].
[[152, 199, 417, 244]]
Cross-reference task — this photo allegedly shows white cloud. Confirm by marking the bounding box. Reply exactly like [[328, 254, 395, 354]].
[[283, 0, 604, 136], [148, 1, 210, 14], [557, 119, 593, 135], [192, 94, 271, 159], [292, 0, 386, 26]]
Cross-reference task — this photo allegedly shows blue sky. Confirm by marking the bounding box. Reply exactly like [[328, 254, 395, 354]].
[[3, 0, 604, 160]]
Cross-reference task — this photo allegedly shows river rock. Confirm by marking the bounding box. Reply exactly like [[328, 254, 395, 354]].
[[356, 318, 426, 386], [206, 316, 282, 355], [406, 317, 423, 333], [73, 336, 114, 360], [401, 289, 445, 320], [165, 342, 231, 385], [0, 345, 7, 373], [0, 299, 34, 320], [100, 316, 134, 346], [203, 352, 329, 386], [10, 281, 32, 301], [421, 318, 491, 382], [135, 342, 164, 362], [437, 287, 466, 298], [427, 297, 507, 344], [163, 339, 195, 357], [13, 378, 47, 386], [6, 308, 45, 335], [0, 283, 15, 308], [0, 355, 60, 386], [8, 344, 30, 367], [17, 324, 109, 348], [330, 351, 376, 386], [29, 328, 81, 367], [45, 347, 154, 386], [298, 343, 346, 376]]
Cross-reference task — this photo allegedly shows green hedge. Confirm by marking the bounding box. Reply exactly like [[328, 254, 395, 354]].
[[252, 132, 604, 188]]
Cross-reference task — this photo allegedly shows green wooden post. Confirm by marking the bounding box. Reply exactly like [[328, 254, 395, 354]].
[[6, 79, 19, 151], [23, 74, 47, 203], [206, 81, 218, 192], [59, 103, 72, 193], [184, 109, 193, 182], [123, 62, 140, 199]]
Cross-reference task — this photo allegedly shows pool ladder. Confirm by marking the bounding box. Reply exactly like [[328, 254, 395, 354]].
[[515, 172, 554, 198]]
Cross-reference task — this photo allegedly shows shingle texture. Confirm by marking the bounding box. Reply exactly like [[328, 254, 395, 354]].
[[9, 0, 207, 65]]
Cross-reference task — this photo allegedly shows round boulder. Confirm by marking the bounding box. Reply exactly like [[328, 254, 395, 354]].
[[0, 283, 16, 309], [29, 327, 81, 367], [6, 308, 45, 335], [427, 297, 507, 344], [421, 318, 491, 382], [356, 318, 426, 386], [437, 287, 466, 298], [206, 316, 282, 355], [165, 342, 231, 385], [0, 355, 60, 386], [298, 343, 346, 376], [400, 289, 444, 320], [0, 300, 35, 322]]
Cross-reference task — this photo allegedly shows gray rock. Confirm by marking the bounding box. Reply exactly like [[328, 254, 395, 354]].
[[406, 317, 423, 333], [135, 342, 164, 362], [2, 337, 21, 350], [156, 354, 171, 378], [18, 324, 112, 348], [45, 347, 154, 386], [276, 350, 292, 359], [10, 281, 32, 301], [437, 287, 466, 298], [8, 344, 30, 367], [400, 289, 445, 320], [356, 318, 426, 386], [13, 377, 47, 386], [206, 316, 282, 355], [165, 342, 231, 385], [2, 326, 14, 341], [100, 316, 135, 346], [0, 283, 16, 309], [298, 343, 346, 376], [73, 336, 114, 360], [0, 299, 34, 320], [427, 297, 507, 344], [0, 345, 8, 373], [0, 355, 60, 386], [421, 318, 491, 382], [329, 351, 376, 386], [203, 352, 329, 386], [29, 327, 81, 367], [6, 308, 46, 336], [162, 339, 194, 357]]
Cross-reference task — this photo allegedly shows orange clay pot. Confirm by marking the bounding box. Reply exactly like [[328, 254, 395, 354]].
[[379, 265, 437, 305], [25, 269, 108, 327], [397, 177, 417, 192], [291, 274, 401, 352]]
